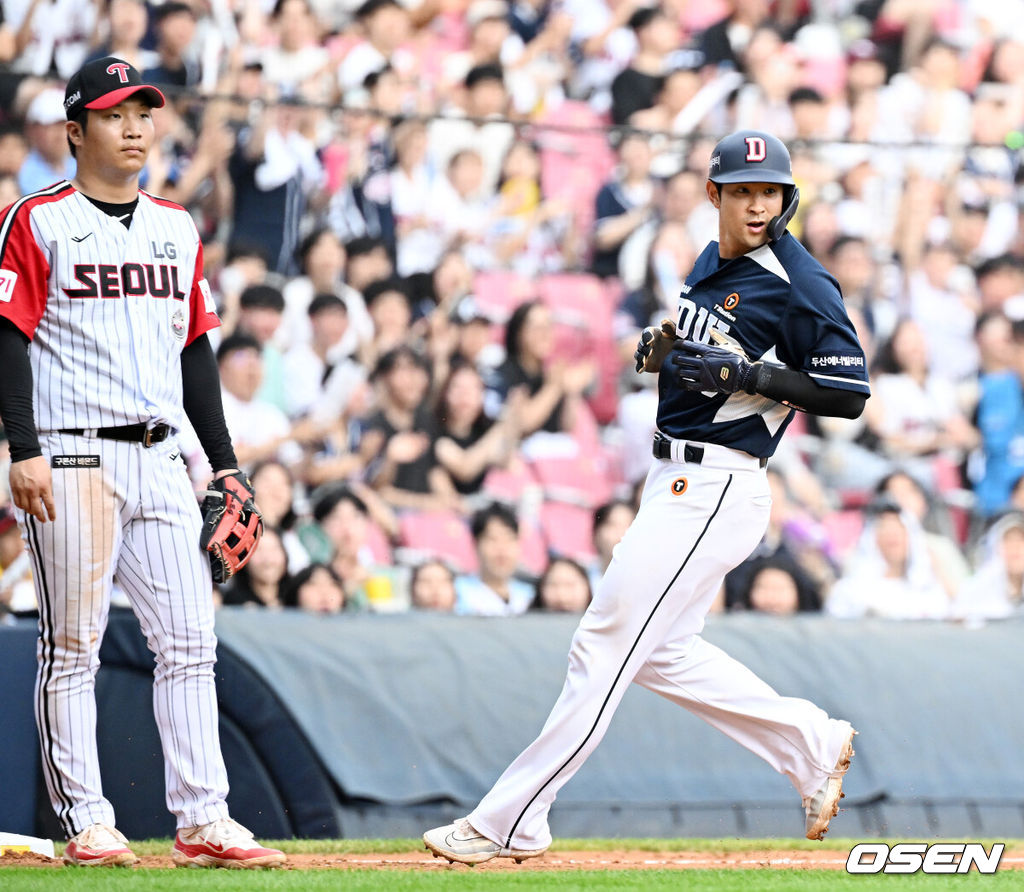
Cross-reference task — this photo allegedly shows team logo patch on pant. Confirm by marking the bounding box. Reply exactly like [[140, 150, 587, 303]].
[[671, 477, 688, 495], [51, 455, 100, 468]]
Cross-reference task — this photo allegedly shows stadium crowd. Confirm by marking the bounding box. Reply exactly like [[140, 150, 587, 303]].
[[1, 0, 1023, 623]]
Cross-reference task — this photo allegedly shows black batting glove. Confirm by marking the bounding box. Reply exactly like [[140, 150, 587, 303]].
[[671, 340, 759, 394]]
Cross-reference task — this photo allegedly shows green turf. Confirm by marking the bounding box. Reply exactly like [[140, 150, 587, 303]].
[[83, 836, 1024, 856], [0, 868, 1020, 890]]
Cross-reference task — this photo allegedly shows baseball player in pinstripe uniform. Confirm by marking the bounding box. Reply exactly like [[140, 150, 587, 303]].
[[424, 131, 868, 864], [0, 58, 284, 868]]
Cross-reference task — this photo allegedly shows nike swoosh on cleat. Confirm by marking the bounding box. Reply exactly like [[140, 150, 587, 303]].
[[71, 233, 93, 243]]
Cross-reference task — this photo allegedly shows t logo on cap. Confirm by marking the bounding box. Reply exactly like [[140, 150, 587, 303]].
[[106, 62, 131, 84]]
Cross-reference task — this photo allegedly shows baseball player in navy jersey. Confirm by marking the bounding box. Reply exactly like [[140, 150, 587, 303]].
[[424, 130, 870, 864], [0, 58, 284, 868]]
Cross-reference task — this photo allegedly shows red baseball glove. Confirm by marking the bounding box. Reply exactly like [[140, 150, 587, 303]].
[[199, 471, 264, 583]]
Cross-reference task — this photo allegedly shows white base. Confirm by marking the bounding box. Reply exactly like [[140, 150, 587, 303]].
[[0, 832, 56, 858]]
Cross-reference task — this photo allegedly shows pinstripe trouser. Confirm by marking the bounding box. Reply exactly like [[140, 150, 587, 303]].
[[19, 431, 230, 838], [468, 451, 853, 851]]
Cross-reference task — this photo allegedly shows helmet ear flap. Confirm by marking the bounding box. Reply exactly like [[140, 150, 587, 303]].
[[767, 185, 800, 241]]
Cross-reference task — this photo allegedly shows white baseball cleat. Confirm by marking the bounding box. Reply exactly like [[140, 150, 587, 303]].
[[62, 823, 139, 867], [171, 817, 285, 869], [423, 818, 547, 865], [804, 727, 857, 840]]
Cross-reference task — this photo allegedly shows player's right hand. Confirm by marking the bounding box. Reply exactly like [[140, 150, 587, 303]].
[[9, 455, 57, 523], [633, 318, 678, 373]]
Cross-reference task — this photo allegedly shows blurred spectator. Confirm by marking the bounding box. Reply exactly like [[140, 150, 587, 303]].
[[534, 556, 592, 611], [18, 87, 75, 194], [344, 235, 394, 293], [229, 95, 325, 275], [975, 254, 1024, 317], [588, 498, 634, 591], [249, 459, 310, 573], [610, 6, 680, 125], [221, 527, 291, 608], [261, 0, 332, 97], [4, 0, 95, 78], [279, 227, 373, 360], [0, 171, 18, 206], [236, 283, 288, 414], [906, 240, 980, 383], [360, 345, 460, 512], [863, 318, 979, 488], [339, 0, 412, 92], [280, 562, 347, 613], [214, 331, 300, 472], [410, 558, 457, 610], [142, 1, 199, 90], [489, 300, 594, 438], [732, 558, 821, 615], [305, 485, 407, 611], [825, 502, 950, 620], [0, 503, 34, 615], [455, 502, 533, 615], [390, 118, 445, 276], [0, 126, 28, 178], [732, 25, 801, 136], [490, 138, 576, 275], [432, 148, 495, 271], [429, 62, 515, 195], [363, 276, 415, 367], [282, 293, 355, 419], [697, 0, 771, 73], [434, 360, 522, 497], [875, 470, 968, 599], [591, 128, 657, 279], [86, 0, 157, 73], [951, 512, 1024, 621], [973, 317, 1024, 515]]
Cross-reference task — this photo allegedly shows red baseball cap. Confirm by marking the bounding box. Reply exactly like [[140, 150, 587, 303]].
[[64, 56, 166, 121]]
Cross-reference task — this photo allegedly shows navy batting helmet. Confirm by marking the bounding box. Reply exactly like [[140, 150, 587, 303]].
[[708, 130, 800, 241]]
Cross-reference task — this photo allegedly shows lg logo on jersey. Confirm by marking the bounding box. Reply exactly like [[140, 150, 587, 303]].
[[64, 263, 186, 300]]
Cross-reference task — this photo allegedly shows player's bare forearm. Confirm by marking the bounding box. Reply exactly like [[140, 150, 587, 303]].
[[9, 455, 56, 522]]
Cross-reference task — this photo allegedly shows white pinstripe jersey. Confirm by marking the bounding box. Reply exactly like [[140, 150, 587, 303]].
[[0, 181, 221, 431]]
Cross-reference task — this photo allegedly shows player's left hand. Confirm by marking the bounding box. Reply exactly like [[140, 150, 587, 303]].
[[200, 470, 263, 583], [671, 340, 758, 395], [9, 456, 57, 523]]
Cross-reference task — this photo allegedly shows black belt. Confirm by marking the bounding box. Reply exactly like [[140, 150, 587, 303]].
[[59, 423, 171, 448], [653, 433, 767, 468]]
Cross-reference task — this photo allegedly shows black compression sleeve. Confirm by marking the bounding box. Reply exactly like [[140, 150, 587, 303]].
[[750, 362, 866, 419], [0, 318, 41, 462], [181, 334, 238, 472]]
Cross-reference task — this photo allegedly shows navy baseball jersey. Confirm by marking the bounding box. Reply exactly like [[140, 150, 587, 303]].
[[657, 232, 870, 458]]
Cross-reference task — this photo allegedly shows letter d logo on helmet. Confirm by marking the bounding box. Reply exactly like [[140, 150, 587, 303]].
[[708, 130, 800, 241]]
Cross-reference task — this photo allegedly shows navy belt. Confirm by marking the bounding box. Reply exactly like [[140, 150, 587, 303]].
[[59, 423, 171, 448]]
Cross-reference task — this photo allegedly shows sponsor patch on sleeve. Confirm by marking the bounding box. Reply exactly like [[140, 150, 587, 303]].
[[0, 269, 17, 302], [808, 350, 865, 371], [198, 277, 216, 314]]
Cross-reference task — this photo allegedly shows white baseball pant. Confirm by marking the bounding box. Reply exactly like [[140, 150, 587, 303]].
[[20, 431, 230, 837], [469, 446, 853, 850]]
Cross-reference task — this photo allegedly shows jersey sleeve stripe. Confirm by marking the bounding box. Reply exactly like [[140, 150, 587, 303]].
[[808, 371, 871, 391], [140, 190, 187, 212], [0, 182, 74, 262]]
